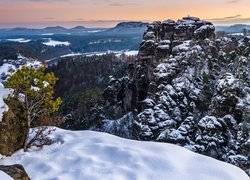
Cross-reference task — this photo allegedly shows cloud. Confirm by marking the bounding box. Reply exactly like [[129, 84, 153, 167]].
[[209, 15, 250, 25], [227, 0, 240, 3], [44, 17, 55, 20], [210, 14, 241, 21], [109, 2, 138, 6], [29, 0, 69, 1]]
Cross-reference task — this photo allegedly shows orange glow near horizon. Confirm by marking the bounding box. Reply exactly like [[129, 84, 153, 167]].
[[1, 0, 250, 28]]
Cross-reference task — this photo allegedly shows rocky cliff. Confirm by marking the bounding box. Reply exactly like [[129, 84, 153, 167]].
[[99, 17, 250, 175]]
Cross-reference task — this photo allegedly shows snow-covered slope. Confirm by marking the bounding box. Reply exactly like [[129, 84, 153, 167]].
[[1, 128, 249, 180], [0, 171, 12, 180], [43, 38, 70, 47]]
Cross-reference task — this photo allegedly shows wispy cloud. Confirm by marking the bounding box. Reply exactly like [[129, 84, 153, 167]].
[[227, 0, 240, 3], [109, 2, 138, 7], [44, 17, 55, 20], [210, 14, 241, 21], [209, 14, 250, 25]]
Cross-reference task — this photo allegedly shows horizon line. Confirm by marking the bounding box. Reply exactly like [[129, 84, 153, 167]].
[[0, 19, 250, 29]]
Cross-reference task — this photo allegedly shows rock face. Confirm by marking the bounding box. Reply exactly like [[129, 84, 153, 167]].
[[0, 164, 30, 180], [102, 17, 216, 119], [99, 17, 250, 175], [0, 98, 27, 156], [139, 16, 215, 61]]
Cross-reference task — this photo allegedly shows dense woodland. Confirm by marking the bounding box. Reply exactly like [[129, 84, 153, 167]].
[[46, 54, 137, 122]]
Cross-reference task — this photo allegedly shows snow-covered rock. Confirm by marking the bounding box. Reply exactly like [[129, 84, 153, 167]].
[[0, 171, 12, 180]]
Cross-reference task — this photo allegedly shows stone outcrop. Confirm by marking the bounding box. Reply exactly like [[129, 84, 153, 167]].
[[139, 16, 215, 60], [0, 164, 30, 180], [0, 98, 27, 156], [102, 17, 216, 119], [99, 16, 250, 175]]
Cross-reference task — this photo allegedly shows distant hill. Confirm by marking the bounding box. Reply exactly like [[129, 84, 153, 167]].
[[215, 24, 250, 33], [0, 26, 105, 38], [44, 26, 67, 31], [0, 21, 149, 38], [70, 26, 86, 31], [103, 21, 148, 35]]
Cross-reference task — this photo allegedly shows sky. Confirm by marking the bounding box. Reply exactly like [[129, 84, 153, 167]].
[[1, 0, 250, 28]]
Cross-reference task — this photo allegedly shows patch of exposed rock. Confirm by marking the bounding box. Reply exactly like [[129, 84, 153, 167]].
[[0, 164, 30, 180]]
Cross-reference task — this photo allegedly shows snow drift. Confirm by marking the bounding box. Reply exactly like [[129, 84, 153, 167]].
[[0, 128, 249, 180]]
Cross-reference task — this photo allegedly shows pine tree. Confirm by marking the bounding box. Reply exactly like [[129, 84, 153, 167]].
[[5, 66, 62, 151]]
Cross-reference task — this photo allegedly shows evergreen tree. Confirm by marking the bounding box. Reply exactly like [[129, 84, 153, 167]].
[[5, 66, 62, 151]]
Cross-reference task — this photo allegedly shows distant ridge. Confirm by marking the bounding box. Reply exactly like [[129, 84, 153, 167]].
[[215, 24, 250, 33], [103, 21, 148, 34]]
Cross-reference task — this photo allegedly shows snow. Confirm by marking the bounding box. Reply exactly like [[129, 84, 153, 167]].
[[198, 116, 222, 130], [43, 38, 70, 47], [172, 40, 191, 53], [1, 127, 249, 180], [217, 73, 237, 91], [142, 98, 155, 107], [124, 50, 138, 56], [195, 25, 215, 32], [6, 38, 31, 43], [60, 50, 138, 58], [0, 171, 12, 180], [60, 53, 83, 58], [0, 83, 11, 122], [31, 86, 40, 92], [0, 64, 16, 78], [157, 44, 170, 50], [162, 19, 175, 25], [228, 33, 244, 36], [87, 30, 105, 33], [41, 33, 54, 36], [43, 81, 49, 87]]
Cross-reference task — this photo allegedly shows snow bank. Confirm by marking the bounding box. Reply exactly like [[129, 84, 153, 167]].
[[43, 38, 70, 47], [6, 38, 31, 43], [0, 83, 11, 121], [1, 128, 249, 180], [0, 171, 12, 180]]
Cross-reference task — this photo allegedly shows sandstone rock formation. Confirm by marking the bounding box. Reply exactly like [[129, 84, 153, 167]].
[[0, 98, 27, 156], [99, 17, 250, 175], [0, 164, 30, 180]]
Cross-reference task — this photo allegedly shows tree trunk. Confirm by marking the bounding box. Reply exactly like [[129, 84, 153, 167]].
[[23, 112, 31, 152]]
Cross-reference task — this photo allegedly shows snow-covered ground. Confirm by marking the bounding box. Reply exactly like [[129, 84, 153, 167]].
[[123, 50, 138, 56], [0, 128, 248, 180], [0, 83, 11, 121], [43, 38, 70, 47], [0, 63, 16, 78], [228, 33, 244, 36], [60, 50, 138, 58], [6, 38, 31, 43], [0, 171, 12, 180], [41, 33, 54, 36], [87, 30, 105, 33]]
